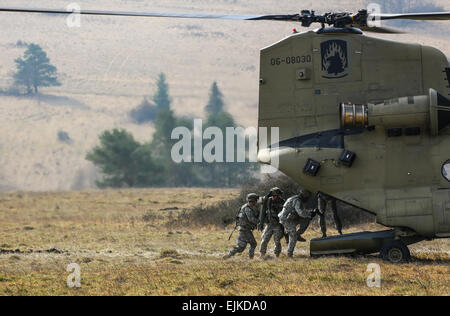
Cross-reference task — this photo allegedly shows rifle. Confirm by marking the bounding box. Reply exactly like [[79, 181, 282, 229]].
[[228, 225, 237, 241], [228, 205, 243, 241], [258, 193, 271, 231]]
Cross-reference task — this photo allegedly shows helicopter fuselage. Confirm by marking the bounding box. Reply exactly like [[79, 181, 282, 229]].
[[257, 28, 450, 238]]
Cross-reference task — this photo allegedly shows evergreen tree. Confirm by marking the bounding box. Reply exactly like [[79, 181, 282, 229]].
[[150, 74, 196, 186], [86, 129, 163, 188], [130, 144, 165, 187], [150, 73, 177, 155], [151, 106, 177, 154], [202, 82, 256, 187], [13, 43, 61, 94], [205, 82, 224, 115], [153, 73, 171, 109]]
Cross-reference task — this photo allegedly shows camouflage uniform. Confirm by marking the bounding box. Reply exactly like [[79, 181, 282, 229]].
[[317, 193, 343, 237], [279, 193, 314, 257], [259, 195, 285, 257], [227, 200, 260, 259]]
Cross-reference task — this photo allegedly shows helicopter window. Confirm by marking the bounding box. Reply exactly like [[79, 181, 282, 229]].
[[323, 134, 344, 148], [298, 135, 319, 148], [272, 129, 361, 149], [272, 130, 345, 148], [442, 160, 450, 182], [297, 131, 344, 148]]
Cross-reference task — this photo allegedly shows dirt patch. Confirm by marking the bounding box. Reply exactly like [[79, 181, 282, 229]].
[[159, 207, 179, 211], [159, 249, 181, 259], [0, 248, 66, 255], [0, 249, 30, 255]]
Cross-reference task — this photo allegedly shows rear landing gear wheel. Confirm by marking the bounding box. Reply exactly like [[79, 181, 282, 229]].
[[380, 240, 411, 263]]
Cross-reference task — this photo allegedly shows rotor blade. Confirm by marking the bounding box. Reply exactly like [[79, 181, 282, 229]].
[[375, 12, 450, 21], [360, 26, 404, 34], [0, 7, 300, 22]]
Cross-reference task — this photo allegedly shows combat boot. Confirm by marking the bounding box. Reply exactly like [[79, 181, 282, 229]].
[[287, 253, 294, 259], [338, 230, 343, 235]]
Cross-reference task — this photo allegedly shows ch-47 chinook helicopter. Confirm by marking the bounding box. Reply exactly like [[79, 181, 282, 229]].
[[1, 6, 449, 262]]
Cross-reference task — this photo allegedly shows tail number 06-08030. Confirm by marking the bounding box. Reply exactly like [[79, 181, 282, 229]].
[[270, 55, 312, 66]]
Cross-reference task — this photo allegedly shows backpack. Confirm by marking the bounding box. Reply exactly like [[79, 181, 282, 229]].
[[278, 196, 300, 222], [235, 205, 244, 226]]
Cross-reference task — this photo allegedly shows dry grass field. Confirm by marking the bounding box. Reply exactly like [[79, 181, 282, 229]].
[[0, 0, 449, 191], [0, 188, 448, 296]]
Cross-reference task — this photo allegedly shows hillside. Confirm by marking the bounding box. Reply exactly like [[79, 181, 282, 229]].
[[0, 0, 449, 191]]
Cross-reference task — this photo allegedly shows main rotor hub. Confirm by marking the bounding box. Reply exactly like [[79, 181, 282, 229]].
[[297, 10, 369, 29]]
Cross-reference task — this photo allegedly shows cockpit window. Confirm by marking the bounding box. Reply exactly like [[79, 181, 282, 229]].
[[443, 160, 450, 182], [271, 129, 364, 150]]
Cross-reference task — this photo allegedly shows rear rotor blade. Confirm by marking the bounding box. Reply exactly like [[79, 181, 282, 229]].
[[360, 26, 404, 34], [375, 12, 450, 21], [0, 7, 300, 22]]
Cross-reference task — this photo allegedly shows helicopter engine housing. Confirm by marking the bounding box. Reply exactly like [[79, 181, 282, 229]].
[[341, 88, 450, 136]]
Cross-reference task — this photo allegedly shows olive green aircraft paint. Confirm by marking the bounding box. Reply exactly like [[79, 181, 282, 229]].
[[257, 29, 450, 238]]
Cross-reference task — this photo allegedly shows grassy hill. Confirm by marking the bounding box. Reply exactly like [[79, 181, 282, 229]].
[[0, 0, 449, 190]]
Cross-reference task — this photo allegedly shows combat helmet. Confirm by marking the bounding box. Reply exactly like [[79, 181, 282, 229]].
[[270, 187, 283, 196], [246, 193, 259, 202]]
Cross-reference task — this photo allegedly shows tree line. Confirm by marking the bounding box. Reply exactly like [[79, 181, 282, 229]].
[[87, 74, 258, 188], [5, 43, 258, 188]]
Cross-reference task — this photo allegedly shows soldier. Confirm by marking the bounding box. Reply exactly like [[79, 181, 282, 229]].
[[278, 189, 316, 258], [258, 187, 285, 258], [223, 193, 260, 260], [317, 192, 343, 238]]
